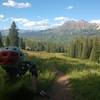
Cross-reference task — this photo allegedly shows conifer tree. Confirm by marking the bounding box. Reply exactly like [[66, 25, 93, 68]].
[[0, 32, 3, 47], [87, 38, 93, 58], [19, 38, 25, 49], [5, 36, 10, 47], [8, 21, 19, 47], [70, 40, 76, 57], [81, 38, 88, 59], [90, 37, 99, 62]]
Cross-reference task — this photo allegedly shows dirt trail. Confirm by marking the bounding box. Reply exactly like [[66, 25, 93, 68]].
[[35, 71, 72, 100], [48, 71, 72, 100]]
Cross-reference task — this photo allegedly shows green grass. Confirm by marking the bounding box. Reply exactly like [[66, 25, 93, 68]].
[[30, 52, 100, 100], [67, 62, 100, 100], [70, 72, 100, 100], [0, 51, 100, 100], [0, 54, 56, 100], [0, 69, 33, 100]]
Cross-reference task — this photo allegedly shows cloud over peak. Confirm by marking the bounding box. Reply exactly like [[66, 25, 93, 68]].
[[52, 16, 77, 27], [90, 19, 100, 24], [2, 0, 31, 8]]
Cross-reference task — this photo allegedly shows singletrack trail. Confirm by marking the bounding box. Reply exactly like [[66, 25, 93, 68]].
[[49, 71, 72, 100], [35, 71, 72, 100]]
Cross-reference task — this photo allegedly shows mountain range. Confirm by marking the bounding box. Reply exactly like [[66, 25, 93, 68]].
[[1, 20, 100, 42]]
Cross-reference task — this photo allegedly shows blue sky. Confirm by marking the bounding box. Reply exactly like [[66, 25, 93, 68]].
[[0, 0, 100, 30]]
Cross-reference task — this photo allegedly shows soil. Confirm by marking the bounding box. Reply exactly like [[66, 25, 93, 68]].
[[34, 71, 72, 100]]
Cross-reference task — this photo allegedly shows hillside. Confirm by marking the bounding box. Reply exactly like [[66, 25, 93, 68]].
[[36, 20, 100, 42]]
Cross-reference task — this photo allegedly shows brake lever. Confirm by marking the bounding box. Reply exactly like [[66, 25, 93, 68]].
[[40, 90, 52, 100]]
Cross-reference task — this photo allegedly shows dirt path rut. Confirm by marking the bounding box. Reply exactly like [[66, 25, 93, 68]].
[[35, 71, 72, 100], [48, 71, 72, 100]]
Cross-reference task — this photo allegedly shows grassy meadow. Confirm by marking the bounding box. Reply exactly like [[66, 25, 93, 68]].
[[0, 51, 100, 100]]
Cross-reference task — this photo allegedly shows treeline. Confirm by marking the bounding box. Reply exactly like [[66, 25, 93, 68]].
[[0, 21, 67, 53], [25, 39, 67, 53], [0, 21, 25, 49], [70, 37, 100, 63]]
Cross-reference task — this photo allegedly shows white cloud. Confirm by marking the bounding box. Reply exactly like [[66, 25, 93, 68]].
[[90, 19, 100, 24], [90, 19, 100, 29], [0, 14, 4, 20], [2, 0, 31, 8], [65, 6, 73, 10], [10, 16, 77, 29], [54, 16, 67, 21], [11, 17, 49, 30], [52, 16, 77, 27], [53, 17, 68, 27], [54, 16, 77, 22], [1, 16, 78, 30]]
